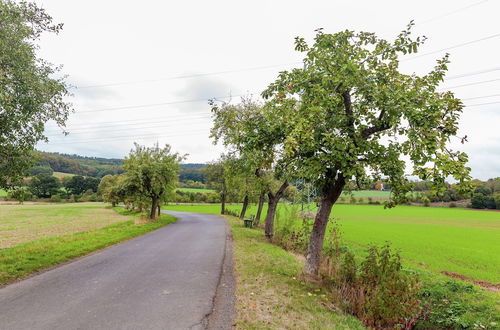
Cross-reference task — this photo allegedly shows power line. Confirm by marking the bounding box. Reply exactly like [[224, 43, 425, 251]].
[[76, 92, 257, 114], [44, 129, 210, 145], [444, 77, 500, 89], [44, 120, 210, 137], [462, 93, 500, 101], [465, 101, 500, 107], [419, 0, 489, 24], [75, 62, 301, 89], [403, 33, 500, 61], [447, 66, 500, 80]]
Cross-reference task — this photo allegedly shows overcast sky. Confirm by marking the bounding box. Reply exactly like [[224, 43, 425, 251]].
[[34, 0, 500, 180]]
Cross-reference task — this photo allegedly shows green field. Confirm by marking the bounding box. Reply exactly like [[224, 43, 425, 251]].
[[176, 187, 215, 193], [163, 203, 500, 284], [52, 171, 75, 179], [341, 190, 391, 198]]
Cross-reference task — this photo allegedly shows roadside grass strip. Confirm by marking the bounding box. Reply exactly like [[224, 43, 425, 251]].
[[227, 215, 365, 329]]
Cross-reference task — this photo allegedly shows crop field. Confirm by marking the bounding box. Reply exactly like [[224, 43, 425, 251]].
[[163, 203, 500, 284], [176, 187, 215, 193]]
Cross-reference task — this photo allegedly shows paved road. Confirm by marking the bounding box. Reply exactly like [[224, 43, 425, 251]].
[[0, 211, 229, 330]]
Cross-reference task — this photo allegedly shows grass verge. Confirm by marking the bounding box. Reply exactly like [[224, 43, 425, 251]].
[[0, 207, 176, 286], [226, 214, 365, 329]]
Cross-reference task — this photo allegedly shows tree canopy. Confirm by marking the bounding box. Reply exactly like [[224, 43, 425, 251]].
[[0, 1, 72, 188], [123, 143, 184, 219]]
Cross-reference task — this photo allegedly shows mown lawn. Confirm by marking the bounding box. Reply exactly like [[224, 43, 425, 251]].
[[0, 203, 176, 286], [227, 215, 365, 329], [163, 203, 500, 284]]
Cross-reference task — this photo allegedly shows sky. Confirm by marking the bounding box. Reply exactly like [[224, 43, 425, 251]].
[[34, 0, 500, 180]]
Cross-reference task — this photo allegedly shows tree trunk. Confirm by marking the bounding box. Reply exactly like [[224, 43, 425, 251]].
[[264, 181, 289, 239], [304, 175, 345, 276], [157, 204, 161, 216], [255, 191, 265, 225], [150, 197, 159, 219], [221, 192, 226, 215], [264, 196, 279, 238], [239, 195, 249, 219]]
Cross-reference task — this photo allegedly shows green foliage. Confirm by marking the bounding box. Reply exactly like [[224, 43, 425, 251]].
[[262, 23, 472, 205], [63, 175, 100, 195], [49, 194, 62, 203], [0, 1, 71, 188], [25, 165, 54, 177], [7, 187, 33, 203], [123, 143, 184, 218], [29, 174, 61, 198], [471, 193, 496, 209], [474, 185, 492, 196]]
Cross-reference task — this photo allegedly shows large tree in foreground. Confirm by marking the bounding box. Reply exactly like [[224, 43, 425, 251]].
[[124, 143, 184, 219], [262, 23, 471, 276], [0, 1, 71, 188]]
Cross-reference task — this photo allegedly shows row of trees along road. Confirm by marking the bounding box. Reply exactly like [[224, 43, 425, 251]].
[[210, 22, 472, 276]]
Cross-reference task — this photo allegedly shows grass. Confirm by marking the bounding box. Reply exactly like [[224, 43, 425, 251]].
[[0, 203, 176, 286], [176, 187, 216, 193], [341, 190, 391, 199], [227, 214, 365, 329], [163, 203, 500, 284], [0, 202, 136, 248], [52, 171, 75, 179], [0, 189, 7, 197]]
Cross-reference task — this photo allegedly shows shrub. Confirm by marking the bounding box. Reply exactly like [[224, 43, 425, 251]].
[[7, 188, 32, 204], [350, 196, 357, 204], [50, 194, 62, 203], [324, 244, 422, 329], [367, 197, 373, 204], [471, 193, 496, 209], [79, 189, 97, 202], [448, 202, 457, 208], [422, 196, 430, 207], [357, 198, 364, 204]]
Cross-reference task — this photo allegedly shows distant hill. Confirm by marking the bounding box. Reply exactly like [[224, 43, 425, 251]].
[[32, 151, 206, 181]]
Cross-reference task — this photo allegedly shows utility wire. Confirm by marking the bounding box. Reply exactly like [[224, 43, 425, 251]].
[[403, 33, 500, 61], [75, 62, 301, 89], [418, 0, 489, 24], [443, 77, 500, 89]]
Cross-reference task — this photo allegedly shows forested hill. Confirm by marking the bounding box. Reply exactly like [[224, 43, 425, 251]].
[[31, 151, 206, 180]]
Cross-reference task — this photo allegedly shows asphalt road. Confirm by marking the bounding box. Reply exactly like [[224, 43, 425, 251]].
[[0, 210, 230, 330]]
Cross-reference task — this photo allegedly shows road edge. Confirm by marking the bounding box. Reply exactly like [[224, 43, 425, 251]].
[[206, 216, 236, 329]]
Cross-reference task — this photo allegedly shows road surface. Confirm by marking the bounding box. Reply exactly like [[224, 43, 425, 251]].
[[0, 211, 231, 330]]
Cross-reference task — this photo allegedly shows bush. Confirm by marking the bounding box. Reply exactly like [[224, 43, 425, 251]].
[[422, 196, 430, 207], [471, 193, 496, 209], [7, 188, 33, 203], [495, 194, 500, 210], [50, 194, 62, 203], [79, 189, 97, 202], [325, 244, 422, 329], [448, 202, 457, 208], [350, 196, 357, 204]]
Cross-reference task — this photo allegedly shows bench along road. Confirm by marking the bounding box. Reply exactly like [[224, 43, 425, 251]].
[[0, 211, 228, 330]]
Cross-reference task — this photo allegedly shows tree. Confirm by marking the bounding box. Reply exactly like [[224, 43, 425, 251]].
[[29, 174, 61, 198], [98, 174, 121, 206], [210, 97, 290, 235], [124, 143, 183, 219], [204, 157, 230, 215], [262, 23, 471, 276], [0, 1, 71, 189]]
